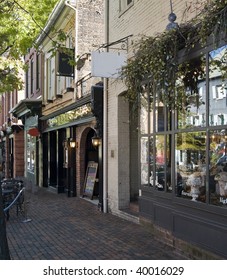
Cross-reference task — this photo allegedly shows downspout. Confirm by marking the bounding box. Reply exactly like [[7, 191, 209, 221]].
[[103, 0, 109, 213], [65, 0, 78, 97]]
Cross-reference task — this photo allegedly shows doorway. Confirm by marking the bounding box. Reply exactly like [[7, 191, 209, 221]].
[[85, 129, 99, 197]]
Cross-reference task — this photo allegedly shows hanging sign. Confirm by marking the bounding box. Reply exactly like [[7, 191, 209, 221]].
[[27, 127, 40, 137]]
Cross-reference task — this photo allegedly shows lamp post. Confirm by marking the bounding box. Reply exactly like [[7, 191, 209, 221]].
[[66, 137, 76, 197], [91, 128, 103, 210]]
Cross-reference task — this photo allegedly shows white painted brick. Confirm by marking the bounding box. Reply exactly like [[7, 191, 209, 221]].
[[107, 0, 208, 212]]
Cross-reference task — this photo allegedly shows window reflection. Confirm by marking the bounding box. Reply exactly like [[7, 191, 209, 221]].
[[140, 137, 149, 186], [155, 89, 165, 132], [209, 130, 227, 206], [176, 56, 206, 129], [154, 90, 172, 132], [27, 134, 35, 173], [154, 135, 165, 190], [166, 135, 172, 192], [209, 45, 227, 126], [175, 132, 206, 202], [149, 135, 172, 192], [139, 44, 227, 208], [140, 86, 149, 134]]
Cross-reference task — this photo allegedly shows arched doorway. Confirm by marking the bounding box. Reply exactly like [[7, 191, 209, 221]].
[[85, 129, 99, 198], [78, 126, 103, 209]]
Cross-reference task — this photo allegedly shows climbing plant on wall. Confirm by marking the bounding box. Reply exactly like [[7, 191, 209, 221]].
[[122, 0, 227, 108]]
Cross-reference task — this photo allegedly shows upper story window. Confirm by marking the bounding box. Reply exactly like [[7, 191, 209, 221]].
[[49, 56, 55, 99], [45, 54, 56, 101], [42, 27, 75, 102], [24, 50, 41, 98], [119, 0, 133, 14]]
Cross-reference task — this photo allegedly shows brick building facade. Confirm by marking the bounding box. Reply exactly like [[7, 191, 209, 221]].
[[9, 0, 104, 203]]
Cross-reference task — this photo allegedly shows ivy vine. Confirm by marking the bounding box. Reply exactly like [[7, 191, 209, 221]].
[[122, 0, 227, 109]]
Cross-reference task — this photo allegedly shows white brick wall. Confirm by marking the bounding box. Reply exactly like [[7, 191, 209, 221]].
[[106, 0, 208, 212], [76, 0, 105, 95]]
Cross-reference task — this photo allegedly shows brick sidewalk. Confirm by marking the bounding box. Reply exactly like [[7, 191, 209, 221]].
[[6, 187, 186, 260]]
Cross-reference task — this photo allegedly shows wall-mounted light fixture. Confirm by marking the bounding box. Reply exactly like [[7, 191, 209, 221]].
[[92, 135, 101, 147], [69, 138, 76, 148]]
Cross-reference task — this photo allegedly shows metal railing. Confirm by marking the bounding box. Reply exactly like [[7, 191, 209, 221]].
[[1, 179, 31, 222], [3, 187, 25, 213]]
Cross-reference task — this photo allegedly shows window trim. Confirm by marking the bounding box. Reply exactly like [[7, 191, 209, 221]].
[[119, 0, 134, 16]]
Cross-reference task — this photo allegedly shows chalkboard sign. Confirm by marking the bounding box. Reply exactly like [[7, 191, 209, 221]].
[[83, 161, 98, 199]]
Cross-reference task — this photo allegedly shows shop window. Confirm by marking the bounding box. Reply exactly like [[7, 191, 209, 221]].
[[140, 133, 172, 192], [140, 136, 149, 186], [140, 84, 149, 134], [139, 41, 227, 206], [154, 87, 172, 132], [27, 134, 35, 173], [153, 135, 172, 192], [209, 45, 227, 126], [209, 129, 227, 206], [176, 56, 206, 129], [175, 131, 206, 202], [157, 107, 165, 131]]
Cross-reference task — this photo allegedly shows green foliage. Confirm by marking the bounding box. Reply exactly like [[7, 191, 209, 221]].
[[122, 0, 227, 107], [0, 0, 58, 93]]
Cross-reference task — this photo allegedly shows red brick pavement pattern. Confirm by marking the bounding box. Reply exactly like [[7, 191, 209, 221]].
[[6, 188, 185, 260]]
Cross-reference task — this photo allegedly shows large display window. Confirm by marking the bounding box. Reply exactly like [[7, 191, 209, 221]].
[[209, 129, 227, 206], [27, 134, 35, 173], [139, 42, 227, 207], [175, 131, 206, 202], [176, 55, 206, 129]]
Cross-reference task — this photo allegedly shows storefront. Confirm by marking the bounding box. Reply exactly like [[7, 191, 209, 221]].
[[138, 38, 227, 258], [10, 100, 42, 186], [40, 90, 103, 203]]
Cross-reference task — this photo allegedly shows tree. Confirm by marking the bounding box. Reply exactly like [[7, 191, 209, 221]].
[[0, 0, 58, 259], [0, 0, 58, 93]]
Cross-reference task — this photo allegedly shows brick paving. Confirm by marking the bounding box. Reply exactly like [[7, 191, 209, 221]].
[[6, 187, 186, 260]]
